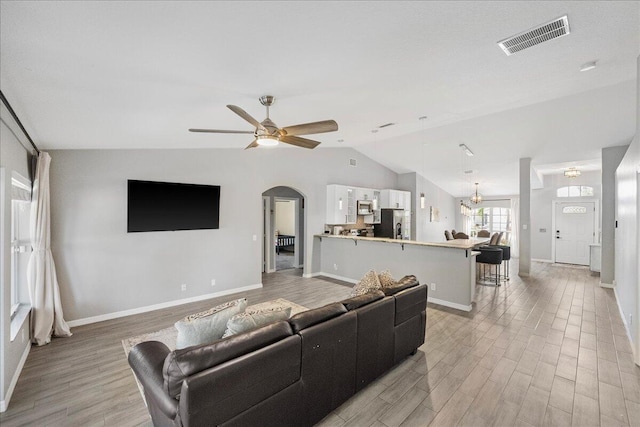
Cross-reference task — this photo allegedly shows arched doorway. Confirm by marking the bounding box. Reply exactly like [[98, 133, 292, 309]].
[[262, 186, 305, 275]]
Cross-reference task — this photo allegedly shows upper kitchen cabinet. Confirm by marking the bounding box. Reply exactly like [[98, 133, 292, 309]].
[[326, 184, 356, 224], [355, 187, 374, 201], [380, 189, 411, 210]]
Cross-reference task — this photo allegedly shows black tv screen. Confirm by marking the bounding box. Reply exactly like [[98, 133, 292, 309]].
[[127, 180, 220, 232]]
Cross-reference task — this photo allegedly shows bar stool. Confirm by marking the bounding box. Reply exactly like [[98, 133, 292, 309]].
[[476, 247, 502, 286], [492, 245, 511, 281]]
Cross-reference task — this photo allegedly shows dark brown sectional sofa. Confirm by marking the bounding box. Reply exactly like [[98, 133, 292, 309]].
[[128, 277, 427, 426]]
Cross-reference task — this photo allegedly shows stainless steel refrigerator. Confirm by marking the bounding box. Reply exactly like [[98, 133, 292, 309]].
[[374, 208, 411, 240]]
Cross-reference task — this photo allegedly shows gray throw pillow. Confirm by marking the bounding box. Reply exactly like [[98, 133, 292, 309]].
[[222, 306, 292, 338], [174, 298, 247, 349]]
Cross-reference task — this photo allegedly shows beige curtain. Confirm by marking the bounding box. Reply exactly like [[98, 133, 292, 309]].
[[27, 152, 71, 345]]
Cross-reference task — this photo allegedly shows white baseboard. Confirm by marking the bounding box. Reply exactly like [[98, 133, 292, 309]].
[[613, 286, 637, 363], [67, 284, 263, 328], [532, 258, 554, 263], [315, 272, 358, 284], [428, 297, 472, 312], [0, 342, 30, 412], [599, 282, 615, 289]]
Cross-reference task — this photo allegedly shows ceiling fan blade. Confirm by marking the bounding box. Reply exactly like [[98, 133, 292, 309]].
[[227, 105, 265, 130], [279, 135, 321, 149], [189, 128, 254, 134], [244, 139, 259, 150], [281, 120, 338, 136]]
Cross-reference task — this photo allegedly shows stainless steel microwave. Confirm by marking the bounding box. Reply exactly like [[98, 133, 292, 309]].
[[357, 200, 373, 215]]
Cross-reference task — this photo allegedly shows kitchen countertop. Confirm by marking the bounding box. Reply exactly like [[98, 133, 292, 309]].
[[315, 234, 490, 250]]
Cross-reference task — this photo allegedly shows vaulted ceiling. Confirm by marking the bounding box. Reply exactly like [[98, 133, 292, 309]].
[[1, 1, 638, 196]]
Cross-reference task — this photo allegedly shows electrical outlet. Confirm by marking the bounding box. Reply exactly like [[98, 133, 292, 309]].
[[252, 235, 257, 241], [181, 284, 187, 291], [211, 279, 216, 287], [333, 263, 338, 271], [431, 283, 436, 291]]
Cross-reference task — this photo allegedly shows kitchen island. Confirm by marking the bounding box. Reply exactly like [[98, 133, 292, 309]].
[[313, 235, 489, 312]]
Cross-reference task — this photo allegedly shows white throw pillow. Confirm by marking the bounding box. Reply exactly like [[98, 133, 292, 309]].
[[222, 306, 292, 338], [174, 298, 247, 349], [350, 270, 382, 297]]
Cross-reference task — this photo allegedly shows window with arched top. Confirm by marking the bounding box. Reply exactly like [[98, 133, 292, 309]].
[[557, 185, 594, 198]]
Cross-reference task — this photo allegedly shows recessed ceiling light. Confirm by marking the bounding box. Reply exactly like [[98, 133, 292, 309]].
[[371, 129, 378, 133], [337, 139, 344, 143], [419, 116, 428, 120], [580, 61, 597, 72], [464, 170, 474, 174]]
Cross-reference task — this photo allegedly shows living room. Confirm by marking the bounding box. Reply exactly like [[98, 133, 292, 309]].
[[1, 1, 639, 426]]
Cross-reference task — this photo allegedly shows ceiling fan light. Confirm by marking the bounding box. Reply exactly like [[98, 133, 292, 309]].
[[256, 135, 279, 146]]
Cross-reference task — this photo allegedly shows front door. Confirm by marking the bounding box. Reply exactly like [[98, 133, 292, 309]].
[[555, 202, 595, 265]]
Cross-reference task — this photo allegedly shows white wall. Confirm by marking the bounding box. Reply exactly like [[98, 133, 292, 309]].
[[398, 172, 456, 243], [48, 148, 397, 323], [275, 200, 295, 236], [530, 170, 602, 262], [615, 134, 639, 362], [614, 56, 639, 363], [0, 115, 34, 410], [602, 145, 630, 285]]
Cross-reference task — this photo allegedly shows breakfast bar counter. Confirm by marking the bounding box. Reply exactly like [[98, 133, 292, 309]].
[[313, 235, 488, 311]]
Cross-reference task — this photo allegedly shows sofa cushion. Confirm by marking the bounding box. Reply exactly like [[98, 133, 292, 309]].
[[340, 290, 385, 311], [222, 306, 292, 338], [288, 303, 347, 334], [163, 320, 293, 398], [350, 270, 382, 297], [382, 275, 419, 296], [174, 298, 247, 349]]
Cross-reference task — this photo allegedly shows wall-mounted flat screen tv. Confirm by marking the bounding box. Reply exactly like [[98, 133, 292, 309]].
[[127, 180, 220, 232]]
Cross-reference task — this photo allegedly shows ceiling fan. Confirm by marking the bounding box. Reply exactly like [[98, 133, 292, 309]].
[[189, 95, 338, 149]]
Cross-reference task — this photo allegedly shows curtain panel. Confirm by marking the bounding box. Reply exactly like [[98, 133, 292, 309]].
[[27, 152, 72, 345]]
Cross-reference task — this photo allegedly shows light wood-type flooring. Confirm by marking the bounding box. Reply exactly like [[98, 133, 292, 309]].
[[1, 262, 639, 426]]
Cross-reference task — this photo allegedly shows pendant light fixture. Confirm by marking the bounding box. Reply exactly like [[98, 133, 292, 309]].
[[470, 182, 482, 204], [564, 167, 581, 178]]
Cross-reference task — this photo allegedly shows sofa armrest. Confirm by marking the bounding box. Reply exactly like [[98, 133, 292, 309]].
[[128, 341, 179, 420]]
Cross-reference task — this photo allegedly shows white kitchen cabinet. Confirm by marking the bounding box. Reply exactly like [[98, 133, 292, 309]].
[[326, 184, 356, 224], [371, 190, 381, 224], [380, 189, 411, 210], [355, 187, 374, 201]]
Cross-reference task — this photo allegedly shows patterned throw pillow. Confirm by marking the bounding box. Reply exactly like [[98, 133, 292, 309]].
[[350, 270, 382, 297], [222, 306, 292, 338], [378, 270, 396, 288], [174, 298, 248, 349]]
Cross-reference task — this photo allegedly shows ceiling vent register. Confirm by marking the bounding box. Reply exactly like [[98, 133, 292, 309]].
[[498, 15, 570, 56]]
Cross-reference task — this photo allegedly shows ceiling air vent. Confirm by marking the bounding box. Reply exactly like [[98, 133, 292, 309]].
[[498, 15, 570, 56], [349, 159, 357, 167]]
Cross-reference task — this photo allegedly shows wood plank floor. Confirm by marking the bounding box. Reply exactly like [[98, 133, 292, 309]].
[[1, 262, 639, 426]]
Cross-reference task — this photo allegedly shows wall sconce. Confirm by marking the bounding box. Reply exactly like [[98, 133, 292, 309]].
[[420, 193, 425, 209]]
